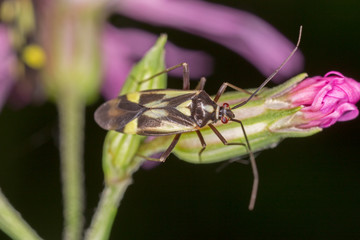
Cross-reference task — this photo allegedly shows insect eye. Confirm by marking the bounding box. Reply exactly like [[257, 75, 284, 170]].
[[221, 116, 229, 124], [223, 103, 230, 109]]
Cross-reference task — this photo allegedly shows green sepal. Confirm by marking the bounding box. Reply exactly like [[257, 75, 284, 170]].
[[260, 73, 308, 98]]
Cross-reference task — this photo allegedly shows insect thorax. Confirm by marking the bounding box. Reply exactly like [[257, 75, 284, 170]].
[[191, 91, 219, 128]]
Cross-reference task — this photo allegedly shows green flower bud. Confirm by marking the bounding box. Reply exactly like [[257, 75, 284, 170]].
[[137, 72, 360, 164], [102, 35, 167, 184]]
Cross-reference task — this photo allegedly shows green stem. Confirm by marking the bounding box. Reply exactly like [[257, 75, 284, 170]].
[[0, 189, 42, 240], [58, 89, 85, 240], [84, 178, 133, 240]]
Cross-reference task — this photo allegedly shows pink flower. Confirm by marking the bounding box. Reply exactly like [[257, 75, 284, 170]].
[[288, 71, 360, 128]]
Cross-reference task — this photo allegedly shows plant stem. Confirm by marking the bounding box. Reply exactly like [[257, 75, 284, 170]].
[[58, 88, 85, 240], [0, 189, 42, 240], [84, 178, 133, 240]]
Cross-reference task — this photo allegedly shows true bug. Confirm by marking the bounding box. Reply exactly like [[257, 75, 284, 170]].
[[95, 27, 302, 210]]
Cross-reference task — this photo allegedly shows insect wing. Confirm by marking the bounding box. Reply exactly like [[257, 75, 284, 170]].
[[135, 108, 195, 135], [136, 90, 198, 135], [94, 96, 146, 131], [138, 89, 195, 107]]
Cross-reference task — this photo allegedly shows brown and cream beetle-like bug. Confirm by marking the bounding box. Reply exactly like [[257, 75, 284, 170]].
[[94, 27, 302, 210]]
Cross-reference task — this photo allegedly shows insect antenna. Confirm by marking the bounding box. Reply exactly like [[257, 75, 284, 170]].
[[224, 26, 303, 210], [232, 25, 303, 110]]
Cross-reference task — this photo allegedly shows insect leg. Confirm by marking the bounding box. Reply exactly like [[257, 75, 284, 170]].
[[213, 82, 254, 103], [195, 130, 207, 162], [208, 124, 246, 148], [208, 123, 258, 211], [138, 62, 190, 90], [138, 134, 182, 162], [195, 77, 207, 90], [230, 119, 258, 210]]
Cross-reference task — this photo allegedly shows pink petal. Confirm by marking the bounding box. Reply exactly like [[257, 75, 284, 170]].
[[289, 71, 360, 128], [335, 103, 359, 122]]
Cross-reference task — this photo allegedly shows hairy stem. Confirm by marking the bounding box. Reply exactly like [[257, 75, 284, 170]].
[[84, 178, 133, 240], [58, 88, 85, 240], [0, 188, 42, 240]]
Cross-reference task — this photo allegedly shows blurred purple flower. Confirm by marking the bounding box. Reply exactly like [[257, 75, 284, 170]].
[[288, 71, 360, 128], [0, 25, 16, 111], [113, 0, 304, 80], [1, 0, 304, 110], [102, 26, 213, 99]]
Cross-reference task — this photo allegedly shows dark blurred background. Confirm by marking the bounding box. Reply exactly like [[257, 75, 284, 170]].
[[1, 0, 360, 239]]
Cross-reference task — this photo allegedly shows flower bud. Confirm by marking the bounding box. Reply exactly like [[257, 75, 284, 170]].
[[101, 35, 167, 183], [285, 71, 360, 128], [137, 72, 360, 164]]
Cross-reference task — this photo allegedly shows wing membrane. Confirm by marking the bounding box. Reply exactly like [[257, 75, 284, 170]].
[[94, 96, 146, 131]]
